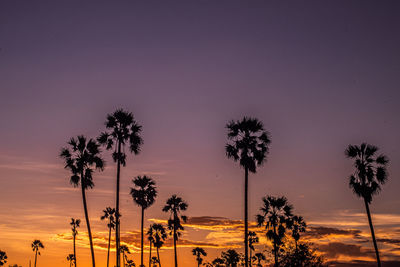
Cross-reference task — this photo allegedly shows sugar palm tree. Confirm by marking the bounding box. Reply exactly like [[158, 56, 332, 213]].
[[130, 175, 157, 267], [148, 223, 167, 267], [290, 215, 306, 250], [0, 250, 7, 266], [98, 108, 143, 267], [226, 117, 271, 267], [254, 253, 265, 267], [248, 231, 258, 267], [162, 195, 188, 267], [256, 196, 293, 267], [67, 254, 75, 267], [60, 135, 104, 267], [120, 245, 130, 267], [31, 240, 44, 267], [101, 207, 116, 267], [192, 247, 207, 267], [70, 218, 80, 267], [222, 249, 240, 267], [345, 143, 389, 267]]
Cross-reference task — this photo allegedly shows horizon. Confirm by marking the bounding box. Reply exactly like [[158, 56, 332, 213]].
[[1, 1, 400, 267]]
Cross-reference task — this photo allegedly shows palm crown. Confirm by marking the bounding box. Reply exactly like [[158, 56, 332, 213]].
[[248, 231, 259, 251], [345, 143, 389, 203], [148, 223, 167, 248], [226, 117, 271, 173], [70, 218, 81, 236], [31, 240, 44, 254], [291, 215, 306, 244], [222, 249, 240, 266], [162, 195, 188, 239], [192, 247, 207, 264], [130, 176, 157, 209], [98, 109, 143, 166], [101, 207, 116, 228], [60, 135, 104, 189]]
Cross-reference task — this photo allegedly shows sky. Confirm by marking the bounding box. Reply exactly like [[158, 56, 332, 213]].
[[1, 1, 400, 266]]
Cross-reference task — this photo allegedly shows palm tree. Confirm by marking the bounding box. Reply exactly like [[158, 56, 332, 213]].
[[150, 257, 159, 267], [192, 247, 207, 267], [148, 223, 167, 267], [222, 249, 240, 267], [130, 175, 157, 267], [101, 207, 116, 267], [0, 250, 7, 266], [290, 216, 306, 250], [98, 108, 143, 267], [254, 253, 265, 267], [120, 245, 130, 267], [226, 117, 271, 267], [162, 195, 188, 267], [248, 231, 258, 267], [345, 143, 389, 267], [256, 196, 293, 267], [70, 218, 80, 267], [211, 258, 225, 267], [126, 259, 136, 267], [67, 254, 75, 267], [31, 240, 44, 267], [60, 136, 104, 267]]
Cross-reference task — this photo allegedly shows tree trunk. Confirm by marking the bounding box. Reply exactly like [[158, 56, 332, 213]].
[[107, 224, 111, 267], [116, 141, 122, 267], [244, 167, 249, 267], [73, 233, 77, 267], [174, 221, 178, 267], [34, 249, 37, 267], [141, 207, 144, 267], [149, 240, 152, 267], [81, 171, 96, 267], [364, 198, 381, 267], [157, 247, 161, 267], [273, 225, 278, 267]]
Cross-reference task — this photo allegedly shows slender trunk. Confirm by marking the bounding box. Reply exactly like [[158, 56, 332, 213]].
[[73, 233, 77, 267], [70, 260, 72, 267], [34, 249, 37, 267], [173, 219, 178, 267], [107, 224, 111, 267], [116, 141, 122, 267], [141, 207, 144, 267], [81, 175, 96, 267], [273, 225, 278, 267], [197, 256, 200, 267], [157, 247, 161, 267], [364, 198, 381, 267], [149, 240, 152, 267], [244, 167, 249, 267]]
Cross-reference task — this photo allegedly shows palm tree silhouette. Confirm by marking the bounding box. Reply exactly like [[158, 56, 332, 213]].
[[162, 195, 188, 267], [120, 245, 130, 267], [60, 135, 104, 267], [126, 259, 136, 267], [254, 253, 265, 267], [222, 249, 240, 267], [345, 143, 389, 267], [0, 250, 7, 266], [148, 223, 167, 267], [31, 240, 44, 267], [256, 196, 293, 267], [98, 108, 143, 267], [101, 207, 116, 267], [192, 247, 207, 267], [70, 218, 80, 267], [210, 258, 224, 267], [226, 117, 271, 267], [67, 254, 75, 267], [290, 215, 306, 250], [130, 175, 157, 267], [150, 256, 159, 267], [248, 231, 259, 267]]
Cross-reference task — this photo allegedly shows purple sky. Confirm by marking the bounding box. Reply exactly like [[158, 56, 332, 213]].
[[1, 1, 400, 266]]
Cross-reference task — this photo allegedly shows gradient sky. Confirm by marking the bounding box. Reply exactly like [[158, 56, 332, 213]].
[[1, 1, 400, 266]]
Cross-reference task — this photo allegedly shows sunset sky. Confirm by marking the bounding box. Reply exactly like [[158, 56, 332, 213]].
[[1, 1, 400, 266]]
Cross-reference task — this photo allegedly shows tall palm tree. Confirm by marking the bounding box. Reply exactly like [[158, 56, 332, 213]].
[[120, 245, 130, 267], [345, 143, 389, 267], [31, 240, 44, 267], [290, 215, 306, 250], [148, 223, 167, 267], [70, 218, 80, 267], [248, 231, 258, 267], [254, 253, 265, 267], [192, 247, 207, 267], [222, 249, 240, 267], [98, 108, 143, 267], [226, 117, 271, 267], [101, 207, 116, 267], [0, 250, 7, 266], [130, 176, 157, 267], [162, 195, 188, 267], [256, 196, 293, 267], [67, 254, 75, 267], [60, 136, 104, 267]]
